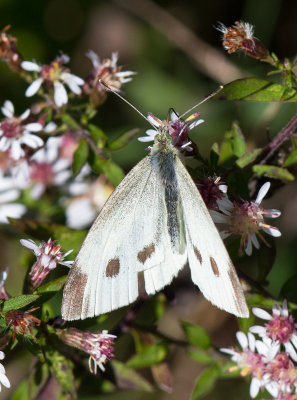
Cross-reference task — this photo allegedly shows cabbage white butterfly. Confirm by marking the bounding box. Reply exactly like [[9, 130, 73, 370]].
[[62, 85, 249, 320]]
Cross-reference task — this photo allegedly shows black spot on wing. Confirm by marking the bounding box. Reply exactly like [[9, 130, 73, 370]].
[[193, 245, 202, 263], [210, 257, 220, 277], [138, 243, 155, 264], [106, 258, 120, 277]]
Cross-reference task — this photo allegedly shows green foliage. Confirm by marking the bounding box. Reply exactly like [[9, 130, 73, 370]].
[[191, 365, 220, 400], [127, 342, 168, 368], [2, 295, 40, 312], [181, 321, 211, 350], [73, 139, 89, 176]]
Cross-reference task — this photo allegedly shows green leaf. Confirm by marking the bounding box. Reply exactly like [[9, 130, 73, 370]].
[[253, 164, 294, 181], [284, 149, 297, 167], [34, 276, 68, 303], [216, 78, 297, 102], [60, 114, 80, 129], [11, 380, 29, 400], [229, 122, 246, 157], [9, 218, 86, 255], [127, 342, 168, 368], [2, 294, 40, 312], [89, 151, 124, 186], [88, 123, 107, 148], [218, 361, 241, 378], [191, 365, 220, 400], [181, 321, 211, 350], [72, 139, 89, 176], [112, 360, 153, 391], [188, 349, 215, 364], [108, 128, 140, 151], [47, 350, 75, 395], [281, 273, 297, 303], [236, 148, 262, 168]]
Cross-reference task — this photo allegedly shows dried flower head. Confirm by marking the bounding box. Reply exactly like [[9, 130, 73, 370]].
[[57, 328, 116, 373], [0, 26, 22, 72], [5, 307, 41, 341], [217, 21, 268, 60], [211, 182, 281, 255], [20, 238, 73, 288], [196, 177, 228, 211]]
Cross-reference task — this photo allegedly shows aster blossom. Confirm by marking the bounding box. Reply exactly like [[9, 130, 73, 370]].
[[0, 100, 43, 160], [0, 351, 10, 392], [0, 172, 26, 223], [56, 328, 116, 373], [211, 182, 281, 255], [251, 301, 297, 362], [138, 110, 204, 153], [196, 176, 228, 211], [20, 238, 73, 288], [22, 54, 84, 107], [5, 307, 41, 341]]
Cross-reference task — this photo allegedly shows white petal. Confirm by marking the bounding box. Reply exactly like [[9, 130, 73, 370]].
[[53, 158, 71, 173], [0, 370, 10, 389], [21, 133, 44, 149], [25, 122, 42, 132], [62, 72, 84, 86], [86, 49, 101, 69], [210, 210, 229, 224], [250, 234, 260, 249], [255, 182, 270, 204], [138, 136, 155, 143], [147, 114, 161, 127], [262, 226, 281, 237], [21, 61, 41, 72], [54, 82, 68, 107], [245, 236, 253, 256], [252, 307, 272, 320], [249, 378, 260, 398], [0, 137, 9, 152], [249, 325, 266, 335], [20, 109, 30, 120], [44, 122, 57, 133], [0, 189, 20, 203], [66, 198, 96, 229], [0, 352, 4, 360], [291, 334, 297, 348], [20, 238, 38, 252], [0, 203, 26, 223], [25, 78, 43, 97], [236, 331, 248, 349], [284, 342, 297, 361], [219, 230, 231, 240], [248, 332, 256, 352], [31, 184, 46, 199], [189, 119, 204, 130], [54, 170, 71, 185], [1, 100, 14, 118], [264, 381, 278, 397], [264, 209, 281, 218], [255, 340, 269, 356]]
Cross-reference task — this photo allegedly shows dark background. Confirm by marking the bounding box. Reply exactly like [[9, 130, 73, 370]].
[[1, 1, 297, 399]]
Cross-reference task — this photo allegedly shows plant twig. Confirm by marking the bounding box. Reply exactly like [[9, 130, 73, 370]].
[[71, 130, 107, 160], [253, 113, 297, 165]]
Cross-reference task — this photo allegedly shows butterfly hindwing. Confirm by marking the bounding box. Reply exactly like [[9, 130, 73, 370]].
[[175, 157, 249, 318]]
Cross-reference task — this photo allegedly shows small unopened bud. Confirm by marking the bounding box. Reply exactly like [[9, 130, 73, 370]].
[[0, 26, 23, 72], [5, 307, 41, 342]]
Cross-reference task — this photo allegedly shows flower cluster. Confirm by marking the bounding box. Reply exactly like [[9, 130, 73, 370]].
[[56, 328, 116, 373], [221, 301, 297, 399], [20, 238, 73, 288], [211, 182, 281, 255]]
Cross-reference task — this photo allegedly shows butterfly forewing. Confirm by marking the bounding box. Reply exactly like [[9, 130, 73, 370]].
[[175, 157, 249, 318]]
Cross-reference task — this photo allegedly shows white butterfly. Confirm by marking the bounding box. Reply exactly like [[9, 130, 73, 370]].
[[62, 91, 249, 321]]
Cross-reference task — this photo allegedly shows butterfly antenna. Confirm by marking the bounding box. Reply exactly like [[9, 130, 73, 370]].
[[99, 80, 157, 129], [178, 85, 223, 120]]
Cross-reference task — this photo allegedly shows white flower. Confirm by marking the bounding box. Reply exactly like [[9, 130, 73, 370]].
[[28, 137, 72, 199], [211, 182, 281, 255], [0, 100, 43, 160], [0, 351, 11, 392], [22, 56, 84, 107], [250, 301, 297, 362], [0, 173, 26, 223]]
